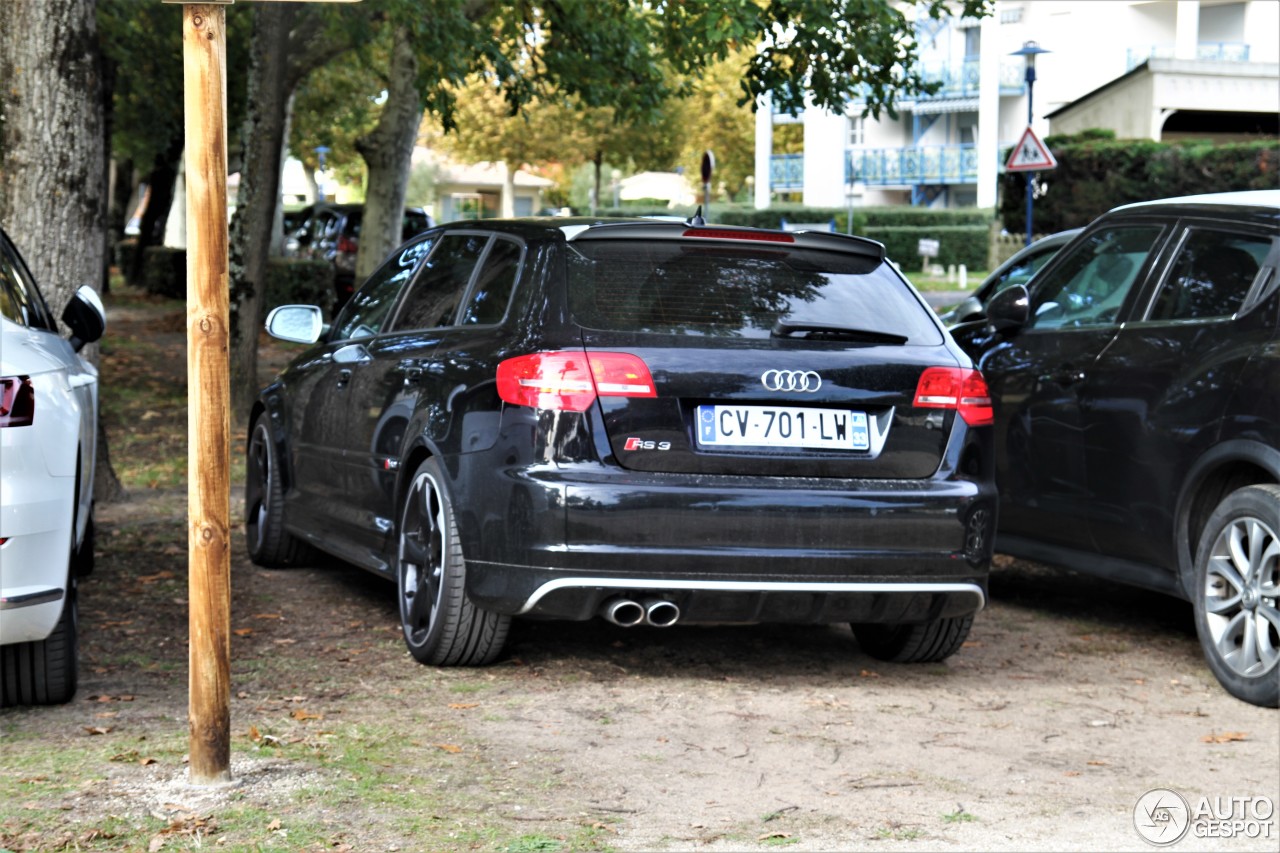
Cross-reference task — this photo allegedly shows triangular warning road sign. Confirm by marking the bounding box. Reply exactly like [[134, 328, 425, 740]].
[[1005, 126, 1057, 172]]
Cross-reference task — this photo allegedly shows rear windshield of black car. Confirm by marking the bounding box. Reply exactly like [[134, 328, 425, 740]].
[[566, 240, 942, 344]]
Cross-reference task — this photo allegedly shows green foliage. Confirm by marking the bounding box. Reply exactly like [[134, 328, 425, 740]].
[[863, 225, 990, 270], [265, 258, 335, 317], [138, 247, 185, 300], [999, 133, 1280, 232]]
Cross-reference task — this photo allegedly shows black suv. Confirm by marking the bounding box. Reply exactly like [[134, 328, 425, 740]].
[[953, 190, 1280, 707], [285, 203, 435, 306], [247, 218, 997, 668]]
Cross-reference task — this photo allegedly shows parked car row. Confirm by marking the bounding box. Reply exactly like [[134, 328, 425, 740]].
[[283, 203, 435, 309], [0, 226, 106, 707], [248, 190, 1278, 708]]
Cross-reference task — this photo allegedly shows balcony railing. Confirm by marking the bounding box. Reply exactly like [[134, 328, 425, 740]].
[[1126, 42, 1251, 71], [846, 145, 979, 186]]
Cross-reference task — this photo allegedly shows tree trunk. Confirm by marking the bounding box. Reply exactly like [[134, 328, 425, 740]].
[[0, 0, 124, 500], [228, 3, 294, 418], [127, 144, 183, 285], [354, 26, 421, 285]]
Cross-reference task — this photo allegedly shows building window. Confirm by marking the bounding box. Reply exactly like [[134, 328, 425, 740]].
[[1000, 7, 1023, 24], [847, 116, 865, 147]]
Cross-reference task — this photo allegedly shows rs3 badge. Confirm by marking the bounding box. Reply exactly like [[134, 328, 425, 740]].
[[624, 437, 671, 451]]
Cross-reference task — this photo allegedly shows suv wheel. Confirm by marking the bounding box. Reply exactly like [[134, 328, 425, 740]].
[[1192, 484, 1279, 708], [398, 458, 509, 666], [245, 416, 314, 567], [852, 615, 974, 663], [0, 583, 78, 706]]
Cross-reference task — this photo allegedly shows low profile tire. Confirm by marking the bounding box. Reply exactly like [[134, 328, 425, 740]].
[[1192, 484, 1279, 708], [0, 584, 78, 707], [398, 457, 509, 666], [852, 615, 974, 663], [245, 416, 314, 568]]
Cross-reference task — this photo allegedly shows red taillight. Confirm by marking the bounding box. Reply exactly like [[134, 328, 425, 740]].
[[0, 376, 34, 428], [497, 352, 656, 412], [682, 228, 794, 243], [914, 367, 993, 427]]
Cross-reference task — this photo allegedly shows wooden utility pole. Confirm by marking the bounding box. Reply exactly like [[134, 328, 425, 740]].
[[170, 0, 359, 787], [179, 0, 233, 785]]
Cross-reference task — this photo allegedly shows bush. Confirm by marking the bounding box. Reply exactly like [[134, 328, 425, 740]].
[[139, 246, 186, 299], [861, 225, 989, 271], [264, 258, 334, 317], [999, 132, 1280, 232]]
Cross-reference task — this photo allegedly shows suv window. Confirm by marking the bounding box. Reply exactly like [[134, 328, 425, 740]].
[[566, 241, 942, 344], [1147, 229, 1268, 321], [332, 235, 434, 340], [0, 235, 55, 331], [391, 233, 487, 331], [1027, 225, 1163, 329], [461, 238, 523, 326]]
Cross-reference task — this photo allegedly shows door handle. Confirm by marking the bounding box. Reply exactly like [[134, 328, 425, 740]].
[[397, 359, 424, 385], [336, 368, 352, 388], [1049, 369, 1086, 386]]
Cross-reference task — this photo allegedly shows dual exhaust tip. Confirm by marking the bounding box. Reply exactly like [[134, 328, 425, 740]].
[[602, 596, 680, 628]]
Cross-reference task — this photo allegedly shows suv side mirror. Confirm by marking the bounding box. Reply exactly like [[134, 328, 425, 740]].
[[62, 284, 106, 352], [985, 284, 1029, 332]]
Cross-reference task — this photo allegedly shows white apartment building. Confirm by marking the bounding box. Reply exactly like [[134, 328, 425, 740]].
[[752, 0, 1280, 211]]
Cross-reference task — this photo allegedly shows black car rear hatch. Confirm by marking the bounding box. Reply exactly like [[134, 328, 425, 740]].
[[559, 225, 972, 479]]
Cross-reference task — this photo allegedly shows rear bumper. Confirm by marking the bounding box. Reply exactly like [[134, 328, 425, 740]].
[[454, 460, 994, 622]]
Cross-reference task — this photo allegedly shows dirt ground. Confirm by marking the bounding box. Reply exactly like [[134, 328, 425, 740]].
[[2, 295, 1276, 853]]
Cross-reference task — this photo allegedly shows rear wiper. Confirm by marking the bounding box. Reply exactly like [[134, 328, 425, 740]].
[[771, 319, 909, 345]]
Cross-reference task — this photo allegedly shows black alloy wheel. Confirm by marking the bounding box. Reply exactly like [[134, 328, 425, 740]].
[[397, 457, 509, 666]]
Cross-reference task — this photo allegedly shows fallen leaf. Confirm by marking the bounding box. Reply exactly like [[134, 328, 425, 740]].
[[248, 725, 262, 743], [758, 832, 791, 841], [859, 669, 880, 678], [140, 757, 157, 766], [233, 628, 254, 637], [447, 703, 479, 710], [290, 709, 323, 721], [266, 819, 281, 831], [253, 613, 283, 620], [1201, 731, 1248, 744], [434, 743, 463, 754], [1087, 760, 1108, 766], [273, 638, 297, 645], [137, 571, 175, 584], [83, 726, 112, 736], [1063, 771, 1081, 777]]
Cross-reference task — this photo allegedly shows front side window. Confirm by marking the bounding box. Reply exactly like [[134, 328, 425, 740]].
[[390, 233, 487, 331], [332, 234, 434, 341], [0, 236, 54, 330], [1027, 225, 1164, 330], [1146, 229, 1268, 322], [567, 240, 942, 345]]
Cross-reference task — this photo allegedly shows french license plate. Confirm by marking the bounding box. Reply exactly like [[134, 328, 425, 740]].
[[696, 405, 869, 451]]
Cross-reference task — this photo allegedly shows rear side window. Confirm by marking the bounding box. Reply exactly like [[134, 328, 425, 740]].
[[391, 233, 487, 331], [566, 241, 942, 344], [461, 238, 523, 326], [1147, 229, 1268, 321]]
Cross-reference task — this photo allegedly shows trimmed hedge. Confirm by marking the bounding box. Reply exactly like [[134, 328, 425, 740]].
[[136, 249, 335, 318], [264, 258, 334, 317], [861, 225, 989, 270], [998, 131, 1280, 233], [139, 246, 186, 299]]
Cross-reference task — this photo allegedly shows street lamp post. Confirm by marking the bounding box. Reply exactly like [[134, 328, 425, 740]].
[[1011, 40, 1050, 247]]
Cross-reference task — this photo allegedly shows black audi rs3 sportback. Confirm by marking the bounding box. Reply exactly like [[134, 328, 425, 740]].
[[246, 218, 997, 667]]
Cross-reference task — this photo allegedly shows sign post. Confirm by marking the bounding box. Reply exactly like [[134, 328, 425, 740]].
[[1004, 126, 1057, 248], [167, 0, 358, 787]]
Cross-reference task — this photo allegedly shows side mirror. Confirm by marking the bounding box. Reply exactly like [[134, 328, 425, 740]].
[[62, 285, 106, 352], [985, 284, 1029, 332], [265, 304, 324, 344]]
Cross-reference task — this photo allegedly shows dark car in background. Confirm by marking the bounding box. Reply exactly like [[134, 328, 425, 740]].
[[247, 219, 997, 669], [285, 203, 434, 307], [938, 228, 1080, 326], [952, 190, 1280, 707]]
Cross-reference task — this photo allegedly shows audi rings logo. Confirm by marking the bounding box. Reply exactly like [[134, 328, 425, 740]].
[[761, 369, 822, 393]]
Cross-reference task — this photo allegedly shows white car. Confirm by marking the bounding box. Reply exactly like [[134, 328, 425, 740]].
[[0, 226, 105, 706]]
